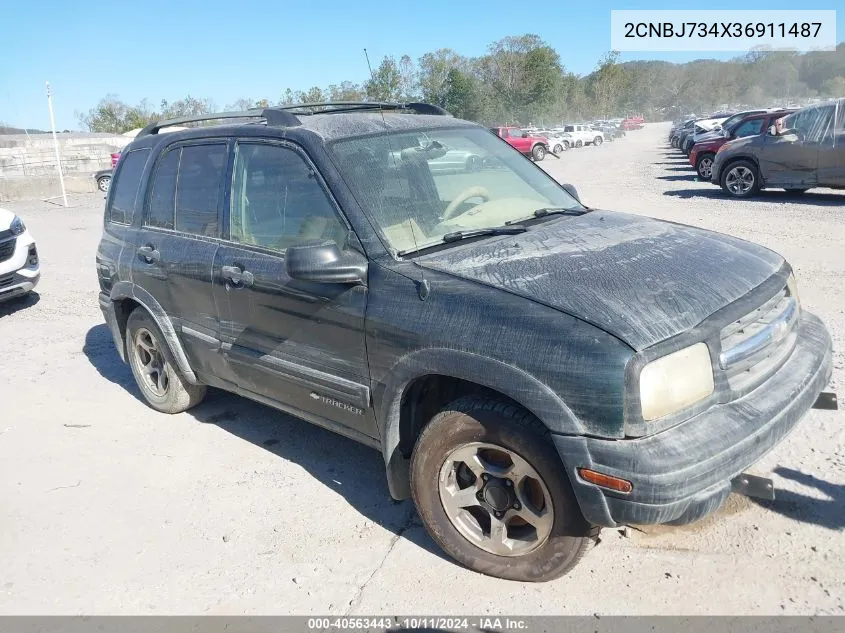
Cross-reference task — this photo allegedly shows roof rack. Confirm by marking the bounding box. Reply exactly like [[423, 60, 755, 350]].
[[136, 101, 451, 138], [275, 101, 451, 116], [137, 108, 303, 137]]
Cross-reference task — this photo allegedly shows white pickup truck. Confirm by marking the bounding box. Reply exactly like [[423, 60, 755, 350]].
[[561, 124, 604, 147]]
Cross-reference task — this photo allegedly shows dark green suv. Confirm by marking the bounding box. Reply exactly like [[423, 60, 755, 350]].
[[96, 102, 835, 582]]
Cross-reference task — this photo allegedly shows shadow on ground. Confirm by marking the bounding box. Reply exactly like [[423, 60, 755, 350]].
[[657, 174, 699, 182], [664, 188, 845, 206], [0, 291, 40, 318], [752, 466, 845, 531], [82, 324, 445, 561]]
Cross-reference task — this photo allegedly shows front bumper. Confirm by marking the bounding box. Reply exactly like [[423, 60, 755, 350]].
[[0, 231, 40, 302], [553, 311, 833, 528]]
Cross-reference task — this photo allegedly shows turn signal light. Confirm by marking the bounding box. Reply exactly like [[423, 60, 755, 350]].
[[578, 468, 633, 494]]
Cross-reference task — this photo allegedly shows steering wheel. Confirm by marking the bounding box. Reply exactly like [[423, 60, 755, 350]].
[[442, 186, 491, 221]]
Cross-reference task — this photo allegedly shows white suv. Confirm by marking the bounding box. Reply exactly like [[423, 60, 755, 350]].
[[0, 208, 40, 302]]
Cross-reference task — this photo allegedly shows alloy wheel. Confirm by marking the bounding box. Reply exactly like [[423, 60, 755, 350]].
[[133, 327, 170, 397], [438, 442, 554, 557], [725, 165, 755, 195]]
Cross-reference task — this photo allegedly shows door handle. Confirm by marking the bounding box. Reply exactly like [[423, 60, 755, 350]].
[[137, 245, 160, 263], [222, 265, 254, 288]]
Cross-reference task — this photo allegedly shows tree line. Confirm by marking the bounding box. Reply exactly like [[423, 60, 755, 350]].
[[77, 35, 845, 133]]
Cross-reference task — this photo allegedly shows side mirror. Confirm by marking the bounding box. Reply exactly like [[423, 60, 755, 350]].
[[562, 183, 581, 202], [769, 125, 777, 136], [286, 241, 367, 285], [522, 132, 529, 138]]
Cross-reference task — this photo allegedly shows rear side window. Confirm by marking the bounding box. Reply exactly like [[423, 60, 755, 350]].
[[175, 144, 227, 237], [108, 148, 149, 224], [145, 148, 180, 229]]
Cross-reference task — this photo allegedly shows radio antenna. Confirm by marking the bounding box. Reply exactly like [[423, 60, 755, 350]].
[[363, 48, 429, 299]]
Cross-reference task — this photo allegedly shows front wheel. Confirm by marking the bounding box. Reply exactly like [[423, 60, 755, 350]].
[[696, 153, 715, 180], [126, 308, 206, 413], [410, 396, 595, 582], [720, 160, 761, 198], [531, 144, 546, 161], [553, 144, 563, 154]]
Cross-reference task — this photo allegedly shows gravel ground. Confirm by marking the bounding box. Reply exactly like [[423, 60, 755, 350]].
[[0, 123, 842, 615]]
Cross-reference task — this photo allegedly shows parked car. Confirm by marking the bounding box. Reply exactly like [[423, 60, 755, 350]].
[[94, 168, 113, 192], [682, 116, 732, 155], [490, 126, 550, 161], [0, 208, 40, 302], [97, 102, 834, 583], [390, 142, 483, 173], [561, 124, 599, 147], [690, 110, 795, 180], [711, 98, 844, 197], [537, 130, 571, 153], [621, 116, 644, 130], [110, 152, 121, 168]]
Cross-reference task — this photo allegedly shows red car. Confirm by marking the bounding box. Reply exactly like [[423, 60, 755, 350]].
[[689, 110, 794, 180], [621, 115, 644, 131], [490, 126, 551, 161], [110, 152, 121, 168]]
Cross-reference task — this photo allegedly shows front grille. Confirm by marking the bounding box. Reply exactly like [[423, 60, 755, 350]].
[[719, 285, 799, 392], [0, 272, 15, 288], [0, 237, 15, 264]]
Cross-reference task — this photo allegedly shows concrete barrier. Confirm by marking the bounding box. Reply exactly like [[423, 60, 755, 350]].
[[0, 132, 129, 201]]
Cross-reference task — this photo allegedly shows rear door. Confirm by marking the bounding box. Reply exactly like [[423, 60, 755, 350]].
[[212, 139, 377, 439], [818, 101, 845, 187], [133, 140, 230, 379], [757, 107, 828, 186]]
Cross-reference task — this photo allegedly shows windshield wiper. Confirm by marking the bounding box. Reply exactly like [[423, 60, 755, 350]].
[[442, 225, 527, 243], [505, 207, 589, 225]]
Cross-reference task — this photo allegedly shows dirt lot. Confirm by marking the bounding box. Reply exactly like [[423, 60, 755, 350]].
[[1, 123, 842, 615]]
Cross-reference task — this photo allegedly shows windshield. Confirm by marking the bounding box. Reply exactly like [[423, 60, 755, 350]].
[[329, 126, 583, 254]]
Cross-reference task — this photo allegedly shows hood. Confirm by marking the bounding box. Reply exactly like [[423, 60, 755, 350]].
[[417, 211, 784, 351]]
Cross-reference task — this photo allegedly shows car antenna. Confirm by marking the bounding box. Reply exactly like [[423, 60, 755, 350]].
[[364, 47, 430, 301]]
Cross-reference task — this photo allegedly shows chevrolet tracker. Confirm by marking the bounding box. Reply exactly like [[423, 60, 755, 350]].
[[96, 102, 835, 582]]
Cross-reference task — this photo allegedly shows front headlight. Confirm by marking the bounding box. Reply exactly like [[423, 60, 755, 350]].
[[639, 343, 714, 421], [786, 272, 800, 310], [9, 215, 25, 235]]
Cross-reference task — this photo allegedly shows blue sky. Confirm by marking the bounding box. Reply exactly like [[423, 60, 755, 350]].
[[1, 0, 841, 130]]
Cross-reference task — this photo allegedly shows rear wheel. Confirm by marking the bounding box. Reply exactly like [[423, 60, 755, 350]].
[[720, 160, 761, 198], [531, 144, 546, 161], [410, 396, 595, 582], [553, 144, 563, 154], [696, 153, 715, 180], [126, 308, 206, 413], [97, 176, 111, 192]]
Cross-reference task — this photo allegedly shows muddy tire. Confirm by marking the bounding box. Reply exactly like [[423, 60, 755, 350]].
[[126, 308, 206, 414], [410, 395, 595, 582]]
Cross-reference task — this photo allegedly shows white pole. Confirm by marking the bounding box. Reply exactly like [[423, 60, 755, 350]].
[[46, 81, 68, 207]]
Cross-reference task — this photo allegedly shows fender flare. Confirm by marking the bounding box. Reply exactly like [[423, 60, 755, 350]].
[[375, 348, 585, 499], [109, 281, 199, 384]]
